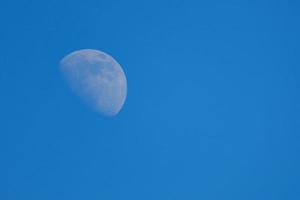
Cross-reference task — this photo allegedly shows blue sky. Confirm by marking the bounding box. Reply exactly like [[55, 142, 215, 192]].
[[1, 0, 299, 199]]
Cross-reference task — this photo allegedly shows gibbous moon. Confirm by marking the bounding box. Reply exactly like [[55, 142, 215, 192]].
[[60, 49, 127, 116]]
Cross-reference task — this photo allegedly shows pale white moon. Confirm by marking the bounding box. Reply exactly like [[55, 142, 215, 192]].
[[60, 49, 127, 116]]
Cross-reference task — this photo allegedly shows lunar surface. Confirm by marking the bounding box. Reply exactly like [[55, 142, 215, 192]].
[[60, 49, 127, 116]]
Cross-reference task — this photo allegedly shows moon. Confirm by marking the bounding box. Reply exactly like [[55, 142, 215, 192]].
[[60, 49, 127, 116]]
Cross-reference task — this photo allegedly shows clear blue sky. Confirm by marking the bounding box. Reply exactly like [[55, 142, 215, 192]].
[[1, 0, 299, 199]]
